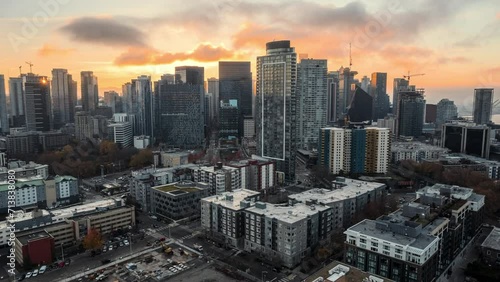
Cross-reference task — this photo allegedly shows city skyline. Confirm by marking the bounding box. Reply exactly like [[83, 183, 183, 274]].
[[1, 0, 499, 113]]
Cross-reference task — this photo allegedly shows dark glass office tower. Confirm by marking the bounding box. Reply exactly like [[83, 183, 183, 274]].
[[473, 88, 494, 125], [256, 40, 297, 183], [348, 86, 373, 123], [80, 71, 98, 112], [218, 61, 252, 139], [370, 72, 390, 120], [396, 90, 425, 137], [24, 74, 52, 132]]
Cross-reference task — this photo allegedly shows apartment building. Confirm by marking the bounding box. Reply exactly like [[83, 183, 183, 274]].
[[151, 181, 209, 220], [201, 189, 261, 248], [243, 202, 332, 268], [194, 163, 241, 195], [226, 158, 275, 191], [319, 127, 390, 175], [0, 160, 49, 181], [129, 164, 196, 212], [344, 183, 485, 282], [288, 177, 386, 229], [391, 141, 449, 163]]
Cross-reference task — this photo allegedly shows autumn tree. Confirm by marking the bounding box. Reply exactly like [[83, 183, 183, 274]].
[[99, 140, 119, 161], [129, 149, 153, 168], [82, 228, 104, 251]]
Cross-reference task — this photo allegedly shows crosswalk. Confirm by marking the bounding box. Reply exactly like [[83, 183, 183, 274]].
[[276, 274, 296, 282], [180, 231, 201, 240]]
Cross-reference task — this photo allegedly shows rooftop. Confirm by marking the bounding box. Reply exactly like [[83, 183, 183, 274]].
[[305, 261, 393, 282], [348, 219, 438, 251], [16, 230, 52, 245], [50, 199, 121, 219], [288, 178, 385, 205], [0, 176, 45, 192], [54, 175, 77, 183], [152, 181, 205, 194], [481, 227, 500, 251], [246, 203, 330, 224], [391, 141, 449, 152], [202, 189, 260, 210], [434, 153, 500, 167]]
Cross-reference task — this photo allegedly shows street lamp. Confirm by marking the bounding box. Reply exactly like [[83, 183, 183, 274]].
[[262, 271, 267, 282]]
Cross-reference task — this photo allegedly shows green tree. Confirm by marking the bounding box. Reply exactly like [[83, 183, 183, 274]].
[[129, 149, 153, 168]]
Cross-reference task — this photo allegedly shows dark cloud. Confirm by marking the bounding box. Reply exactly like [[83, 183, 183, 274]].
[[60, 17, 147, 47], [114, 44, 235, 66], [454, 20, 500, 48]]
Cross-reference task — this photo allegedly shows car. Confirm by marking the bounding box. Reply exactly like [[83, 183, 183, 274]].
[[32, 269, 38, 277], [17, 274, 25, 281], [25, 272, 32, 279], [124, 241, 130, 246], [108, 246, 113, 251], [101, 259, 111, 265], [169, 267, 177, 273], [119, 242, 124, 247], [159, 237, 166, 242], [102, 247, 107, 253], [39, 265, 47, 274]]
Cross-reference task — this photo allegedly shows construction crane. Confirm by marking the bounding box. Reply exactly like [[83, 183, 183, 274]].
[[403, 72, 425, 84], [25, 61, 33, 73]]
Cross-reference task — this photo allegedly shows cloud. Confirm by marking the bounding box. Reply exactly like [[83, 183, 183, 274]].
[[454, 20, 500, 48], [59, 17, 147, 47], [37, 44, 74, 57], [114, 44, 235, 66]]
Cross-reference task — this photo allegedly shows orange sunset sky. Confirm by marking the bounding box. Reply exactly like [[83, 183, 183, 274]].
[[1, 0, 499, 114]]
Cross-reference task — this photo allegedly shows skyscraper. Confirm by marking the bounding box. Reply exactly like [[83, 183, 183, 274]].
[[338, 67, 358, 120], [348, 86, 373, 123], [157, 69, 204, 148], [297, 59, 328, 150], [175, 66, 204, 85], [51, 69, 76, 129], [392, 78, 409, 115], [473, 88, 494, 125], [256, 40, 297, 183], [104, 90, 119, 113], [425, 104, 437, 123], [130, 75, 154, 139], [370, 72, 390, 120], [218, 61, 252, 139], [207, 78, 219, 121], [326, 71, 340, 125], [396, 90, 426, 137], [80, 71, 98, 112], [9, 77, 25, 128], [0, 75, 8, 134], [436, 99, 457, 129], [24, 74, 52, 132]]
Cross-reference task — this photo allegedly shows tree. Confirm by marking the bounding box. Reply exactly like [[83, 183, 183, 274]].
[[99, 140, 118, 161], [129, 149, 153, 168], [82, 228, 104, 251]]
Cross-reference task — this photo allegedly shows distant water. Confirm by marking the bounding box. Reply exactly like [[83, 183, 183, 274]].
[[460, 114, 500, 124]]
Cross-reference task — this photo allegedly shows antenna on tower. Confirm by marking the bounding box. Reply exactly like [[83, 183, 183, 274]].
[[19, 66, 22, 76], [25, 61, 33, 73], [349, 43, 352, 68]]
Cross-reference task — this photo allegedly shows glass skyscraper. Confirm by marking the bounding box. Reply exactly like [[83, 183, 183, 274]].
[[396, 90, 426, 137], [256, 40, 297, 183], [473, 88, 494, 125]]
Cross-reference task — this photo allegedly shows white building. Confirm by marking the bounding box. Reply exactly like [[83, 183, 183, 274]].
[[134, 135, 150, 149], [108, 122, 133, 148], [226, 157, 275, 191], [0, 161, 49, 181], [194, 163, 241, 195], [391, 141, 449, 163], [0, 152, 6, 167]]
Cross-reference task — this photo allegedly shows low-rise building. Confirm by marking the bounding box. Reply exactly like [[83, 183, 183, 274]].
[[305, 261, 394, 282], [129, 164, 197, 212], [0, 176, 47, 213], [423, 153, 500, 180], [391, 141, 449, 163], [201, 189, 261, 248], [151, 181, 209, 220], [194, 163, 241, 195], [15, 230, 54, 267], [481, 227, 500, 266], [134, 135, 150, 149], [161, 151, 190, 168], [0, 160, 49, 181]]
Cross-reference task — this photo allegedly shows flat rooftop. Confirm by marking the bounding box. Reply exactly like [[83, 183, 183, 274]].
[[433, 153, 500, 167], [50, 199, 120, 219], [196, 165, 238, 173], [202, 189, 260, 210], [305, 261, 394, 282], [246, 203, 330, 224], [348, 219, 438, 251], [16, 230, 52, 245], [482, 227, 500, 251], [0, 176, 45, 192], [392, 141, 448, 152], [132, 164, 198, 177], [153, 181, 204, 194], [289, 178, 385, 205]]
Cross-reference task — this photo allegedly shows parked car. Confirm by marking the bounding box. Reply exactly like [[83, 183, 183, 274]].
[[39, 265, 47, 274], [32, 269, 39, 277], [25, 272, 32, 279]]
